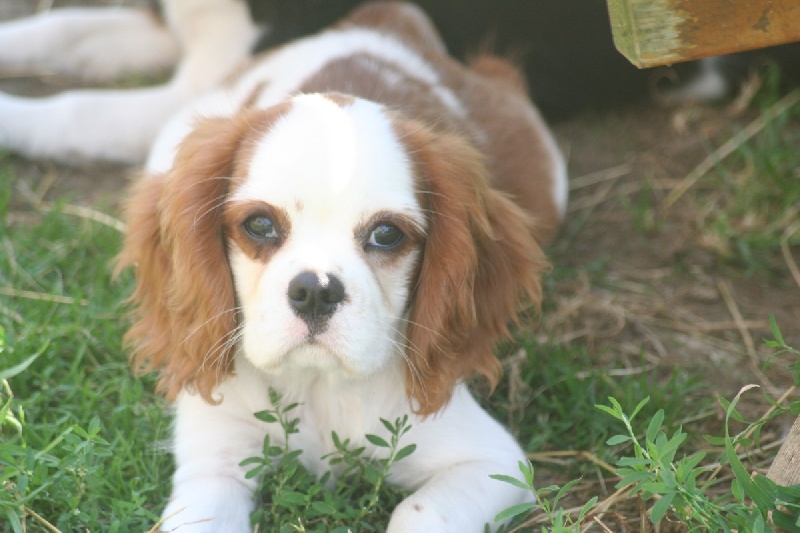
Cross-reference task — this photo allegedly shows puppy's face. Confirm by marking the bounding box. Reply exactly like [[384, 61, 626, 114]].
[[224, 95, 424, 376], [120, 92, 546, 415]]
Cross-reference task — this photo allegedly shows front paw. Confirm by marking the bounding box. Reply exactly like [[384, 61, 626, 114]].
[[160, 477, 255, 533], [387, 496, 463, 533], [158, 505, 252, 533]]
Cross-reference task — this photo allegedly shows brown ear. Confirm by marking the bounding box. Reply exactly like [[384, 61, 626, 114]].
[[116, 110, 270, 403], [398, 122, 548, 415]]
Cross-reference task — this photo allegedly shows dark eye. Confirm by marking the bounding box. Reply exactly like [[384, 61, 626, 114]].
[[367, 223, 404, 250], [243, 214, 278, 241]]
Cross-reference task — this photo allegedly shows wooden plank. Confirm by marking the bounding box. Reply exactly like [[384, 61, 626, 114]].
[[768, 415, 800, 486], [606, 0, 800, 68]]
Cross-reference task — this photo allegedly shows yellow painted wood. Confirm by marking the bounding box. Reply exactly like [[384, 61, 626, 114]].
[[606, 0, 800, 68]]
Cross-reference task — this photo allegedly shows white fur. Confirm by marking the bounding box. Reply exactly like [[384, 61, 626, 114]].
[[156, 92, 532, 533], [0, 0, 258, 162], [230, 96, 423, 376], [657, 57, 730, 105], [166, 357, 529, 532], [0, 7, 178, 80]]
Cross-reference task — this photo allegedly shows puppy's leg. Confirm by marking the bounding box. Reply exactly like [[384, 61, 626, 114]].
[[388, 386, 532, 532], [0, 7, 179, 81], [389, 461, 530, 533], [161, 378, 269, 533], [0, 0, 258, 163]]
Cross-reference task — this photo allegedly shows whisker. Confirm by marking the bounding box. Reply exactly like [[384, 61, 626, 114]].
[[201, 320, 243, 365], [200, 322, 245, 378], [179, 305, 241, 350], [413, 203, 464, 227], [191, 191, 233, 229], [165, 175, 236, 228], [386, 321, 432, 405]]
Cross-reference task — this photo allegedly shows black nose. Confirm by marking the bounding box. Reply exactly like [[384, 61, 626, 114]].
[[287, 271, 346, 330]]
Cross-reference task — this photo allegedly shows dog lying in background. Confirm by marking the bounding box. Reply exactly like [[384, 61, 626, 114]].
[[0, 0, 259, 162], [3, 0, 786, 165], [113, 1, 566, 530]]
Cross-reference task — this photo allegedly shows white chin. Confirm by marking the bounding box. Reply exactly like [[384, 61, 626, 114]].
[[247, 341, 344, 374], [286, 343, 342, 370]]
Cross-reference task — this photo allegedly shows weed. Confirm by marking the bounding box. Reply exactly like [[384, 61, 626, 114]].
[[487, 337, 706, 466], [488, 320, 800, 532], [243, 389, 414, 532], [491, 462, 598, 533], [764, 314, 800, 385], [597, 386, 800, 532]]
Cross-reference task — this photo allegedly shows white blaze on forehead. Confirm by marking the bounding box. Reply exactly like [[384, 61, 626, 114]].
[[232, 94, 422, 225]]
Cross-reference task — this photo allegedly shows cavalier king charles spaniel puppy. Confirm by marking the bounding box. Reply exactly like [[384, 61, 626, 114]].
[[116, 2, 567, 531]]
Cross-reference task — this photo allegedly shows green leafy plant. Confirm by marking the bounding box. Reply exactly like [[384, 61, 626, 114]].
[[0, 200, 171, 532], [490, 461, 598, 533], [597, 389, 800, 532], [242, 389, 415, 532], [764, 314, 800, 385]]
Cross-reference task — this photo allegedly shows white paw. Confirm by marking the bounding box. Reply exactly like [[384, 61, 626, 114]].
[[387, 497, 470, 533]]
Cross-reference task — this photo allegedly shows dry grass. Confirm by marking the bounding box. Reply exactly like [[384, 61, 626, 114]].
[[502, 84, 800, 530]]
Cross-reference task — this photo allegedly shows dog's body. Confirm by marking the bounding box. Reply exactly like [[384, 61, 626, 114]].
[[0, 0, 624, 165], [114, 2, 566, 531], [0, 0, 259, 162], [3, 1, 565, 531], [5, 0, 780, 165]]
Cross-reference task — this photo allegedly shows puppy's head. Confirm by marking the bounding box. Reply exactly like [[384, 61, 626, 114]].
[[119, 93, 546, 414]]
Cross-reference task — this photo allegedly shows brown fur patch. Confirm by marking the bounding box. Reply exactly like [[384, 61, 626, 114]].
[[394, 118, 547, 415], [117, 104, 293, 403], [305, 2, 565, 242]]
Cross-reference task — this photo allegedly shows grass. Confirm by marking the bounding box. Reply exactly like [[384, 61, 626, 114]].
[[0, 186, 172, 532], [1, 79, 800, 531], [486, 339, 705, 462], [494, 378, 800, 533], [679, 78, 800, 273]]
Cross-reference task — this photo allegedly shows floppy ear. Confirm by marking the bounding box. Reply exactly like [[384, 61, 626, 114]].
[[397, 122, 548, 415], [117, 109, 271, 403]]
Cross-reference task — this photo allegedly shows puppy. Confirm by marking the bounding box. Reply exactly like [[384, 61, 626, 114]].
[[115, 2, 567, 531]]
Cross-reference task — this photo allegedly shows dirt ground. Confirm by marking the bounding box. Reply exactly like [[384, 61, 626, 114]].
[[2, 0, 800, 528]]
